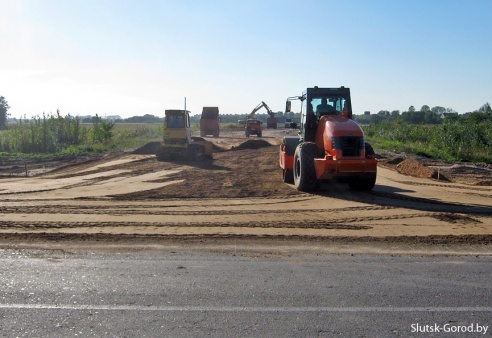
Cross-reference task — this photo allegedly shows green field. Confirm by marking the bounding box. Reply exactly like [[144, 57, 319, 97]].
[[0, 118, 162, 160], [363, 118, 492, 163], [1, 113, 491, 164]]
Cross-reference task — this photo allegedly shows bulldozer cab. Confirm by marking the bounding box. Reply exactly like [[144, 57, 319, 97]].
[[166, 112, 186, 128], [287, 87, 352, 142], [163, 110, 192, 143], [158, 109, 213, 161]]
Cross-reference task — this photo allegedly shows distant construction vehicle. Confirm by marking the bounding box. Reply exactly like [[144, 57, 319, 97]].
[[284, 118, 297, 129], [156, 109, 213, 161], [200, 106, 220, 137], [238, 101, 272, 137], [267, 115, 278, 129], [279, 86, 377, 191], [250, 101, 277, 129], [245, 119, 262, 138]]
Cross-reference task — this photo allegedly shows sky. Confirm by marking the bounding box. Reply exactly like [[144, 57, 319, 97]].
[[1, 0, 491, 118]]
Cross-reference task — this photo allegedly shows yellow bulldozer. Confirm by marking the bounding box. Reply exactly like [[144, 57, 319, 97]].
[[156, 109, 213, 161]]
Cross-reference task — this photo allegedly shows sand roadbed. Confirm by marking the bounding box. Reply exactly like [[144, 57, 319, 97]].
[[0, 130, 491, 251]]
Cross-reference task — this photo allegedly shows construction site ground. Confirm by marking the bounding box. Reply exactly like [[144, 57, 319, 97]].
[[0, 129, 491, 254]]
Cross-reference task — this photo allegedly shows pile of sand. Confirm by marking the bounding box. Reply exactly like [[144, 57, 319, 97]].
[[396, 158, 436, 179]]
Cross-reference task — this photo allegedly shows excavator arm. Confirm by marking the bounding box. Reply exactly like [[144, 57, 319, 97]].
[[249, 101, 275, 119]]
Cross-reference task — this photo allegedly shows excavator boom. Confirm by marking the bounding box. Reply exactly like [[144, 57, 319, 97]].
[[248, 101, 277, 129], [248, 101, 272, 118]]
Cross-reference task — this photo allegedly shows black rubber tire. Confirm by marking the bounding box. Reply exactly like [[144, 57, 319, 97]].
[[283, 137, 301, 156], [348, 142, 376, 191], [365, 142, 375, 157], [258, 132, 262, 137], [293, 142, 320, 192], [282, 169, 294, 184]]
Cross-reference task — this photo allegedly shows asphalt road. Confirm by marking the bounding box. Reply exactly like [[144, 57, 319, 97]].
[[1, 247, 491, 337]]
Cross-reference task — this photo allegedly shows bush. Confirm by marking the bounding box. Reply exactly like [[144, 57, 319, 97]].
[[0, 113, 162, 156], [0, 112, 86, 153], [363, 117, 491, 162], [91, 115, 115, 143]]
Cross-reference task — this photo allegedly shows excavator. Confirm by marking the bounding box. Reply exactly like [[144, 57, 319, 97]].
[[239, 101, 278, 137], [279, 86, 377, 191], [248, 101, 277, 129], [156, 109, 213, 161]]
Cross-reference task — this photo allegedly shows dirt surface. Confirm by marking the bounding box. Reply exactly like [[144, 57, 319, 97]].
[[0, 129, 491, 251]]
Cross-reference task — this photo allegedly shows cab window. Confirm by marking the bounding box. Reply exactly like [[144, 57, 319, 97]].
[[311, 96, 347, 116], [167, 115, 185, 128]]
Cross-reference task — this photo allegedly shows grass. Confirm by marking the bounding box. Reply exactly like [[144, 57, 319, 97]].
[[2, 114, 490, 164], [363, 119, 492, 163], [0, 120, 163, 161]]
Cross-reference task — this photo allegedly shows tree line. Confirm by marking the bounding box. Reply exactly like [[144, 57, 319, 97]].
[[362, 103, 492, 162], [354, 103, 491, 124], [1, 94, 490, 162], [0, 110, 115, 154]]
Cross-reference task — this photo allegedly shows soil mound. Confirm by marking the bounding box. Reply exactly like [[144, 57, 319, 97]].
[[132, 142, 160, 155], [432, 213, 481, 224], [396, 158, 436, 179], [232, 139, 273, 151]]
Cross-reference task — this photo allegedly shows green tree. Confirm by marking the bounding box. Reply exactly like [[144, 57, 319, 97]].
[[423, 111, 441, 124], [446, 107, 458, 115], [0, 96, 10, 129], [431, 106, 446, 115], [125, 114, 162, 123], [478, 102, 492, 114], [91, 114, 115, 143], [421, 105, 431, 112]]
